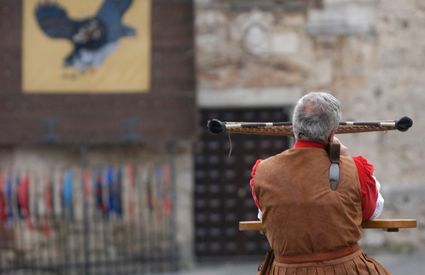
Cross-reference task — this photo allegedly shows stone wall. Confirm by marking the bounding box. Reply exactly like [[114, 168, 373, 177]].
[[195, 0, 425, 247]]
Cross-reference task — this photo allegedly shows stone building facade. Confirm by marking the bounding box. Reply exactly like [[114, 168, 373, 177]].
[[195, 0, 425, 249], [0, 1, 423, 271]]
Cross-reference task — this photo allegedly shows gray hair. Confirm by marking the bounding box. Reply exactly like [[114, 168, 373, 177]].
[[292, 92, 342, 144]]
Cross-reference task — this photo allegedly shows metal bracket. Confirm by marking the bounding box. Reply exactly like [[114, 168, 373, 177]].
[[42, 117, 59, 143]]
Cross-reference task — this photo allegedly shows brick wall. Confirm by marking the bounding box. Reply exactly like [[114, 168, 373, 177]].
[[0, 0, 196, 146]]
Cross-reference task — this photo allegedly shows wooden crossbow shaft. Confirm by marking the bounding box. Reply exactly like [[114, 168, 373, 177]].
[[207, 117, 413, 136]]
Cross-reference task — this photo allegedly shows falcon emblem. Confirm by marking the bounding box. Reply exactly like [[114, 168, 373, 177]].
[[35, 0, 136, 72]]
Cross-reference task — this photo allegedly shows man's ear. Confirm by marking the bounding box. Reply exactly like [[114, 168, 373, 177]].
[[328, 130, 336, 143]]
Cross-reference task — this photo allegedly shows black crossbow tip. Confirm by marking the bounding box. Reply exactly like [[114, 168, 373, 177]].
[[395, 116, 413, 132], [207, 119, 226, 134]]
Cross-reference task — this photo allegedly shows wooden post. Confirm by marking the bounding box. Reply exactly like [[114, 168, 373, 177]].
[[239, 219, 417, 232]]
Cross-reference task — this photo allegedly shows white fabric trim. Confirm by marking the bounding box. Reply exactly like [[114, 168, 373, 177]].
[[370, 176, 384, 220]]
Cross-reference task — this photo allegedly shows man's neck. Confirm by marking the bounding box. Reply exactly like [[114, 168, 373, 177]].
[[293, 140, 326, 149]]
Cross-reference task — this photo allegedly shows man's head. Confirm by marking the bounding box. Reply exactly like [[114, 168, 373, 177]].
[[292, 92, 341, 144]]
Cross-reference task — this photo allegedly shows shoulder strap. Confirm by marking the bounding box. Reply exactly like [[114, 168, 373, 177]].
[[328, 143, 340, 190]]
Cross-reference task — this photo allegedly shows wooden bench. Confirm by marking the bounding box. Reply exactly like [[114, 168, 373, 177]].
[[239, 219, 417, 232]]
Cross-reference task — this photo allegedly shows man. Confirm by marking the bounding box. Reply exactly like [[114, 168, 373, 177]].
[[249, 92, 389, 274]]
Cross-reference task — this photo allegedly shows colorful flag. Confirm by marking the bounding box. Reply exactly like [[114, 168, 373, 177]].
[[15, 174, 21, 221], [155, 165, 162, 200], [115, 167, 123, 217], [43, 177, 53, 236], [126, 164, 136, 221], [162, 162, 172, 215], [95, 170, 106, 215], [0, 172, 6, 226], [146, 168, 154, 213], [106, 167, 114, 216], [17, 174, 31, 228], [29, 174, 39, 228], [83, 169, 94, 222], [83, 169, 92, 197], [44, 178, 53, 215], [5, 175, 14, 223], [62, 170, 74, 221], [107, 166, 122, 217], [54, 171, 62, 218]]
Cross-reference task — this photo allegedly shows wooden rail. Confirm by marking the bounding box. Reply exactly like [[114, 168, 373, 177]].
[[239, 219, 417, 232]]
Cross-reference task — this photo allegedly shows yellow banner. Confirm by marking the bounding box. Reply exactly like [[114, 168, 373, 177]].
[[22, 0, 151, 93]]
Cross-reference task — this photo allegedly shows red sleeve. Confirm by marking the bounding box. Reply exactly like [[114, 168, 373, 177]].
[[352, 156, 378, 221], [249, 159, 262, 211]]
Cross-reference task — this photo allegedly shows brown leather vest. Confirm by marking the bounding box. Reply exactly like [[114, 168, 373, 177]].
[[254, 147, 363, 256]]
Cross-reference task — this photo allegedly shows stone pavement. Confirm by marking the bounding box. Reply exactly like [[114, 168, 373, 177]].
[[171, 249, 425, 275]]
